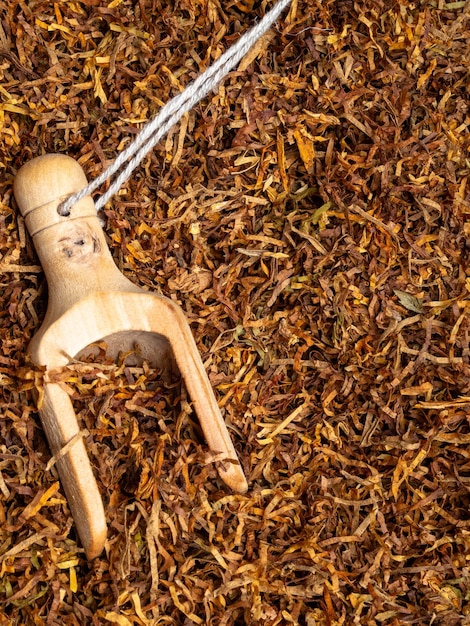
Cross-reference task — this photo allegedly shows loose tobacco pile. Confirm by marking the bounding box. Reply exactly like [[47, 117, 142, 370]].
[[0, 0, 470, 624]]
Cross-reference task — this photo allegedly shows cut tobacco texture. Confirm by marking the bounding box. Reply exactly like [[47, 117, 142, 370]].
[[1, 0, 470, 623]]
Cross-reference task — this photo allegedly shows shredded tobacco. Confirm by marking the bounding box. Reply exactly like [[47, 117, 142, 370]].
[[1, 0, 470, 624]]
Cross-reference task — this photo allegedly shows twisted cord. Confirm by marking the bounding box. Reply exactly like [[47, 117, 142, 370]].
[[58, 0, 291, 216]]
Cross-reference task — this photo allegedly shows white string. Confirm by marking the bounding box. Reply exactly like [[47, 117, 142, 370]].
[[58, 0, 292, 216]]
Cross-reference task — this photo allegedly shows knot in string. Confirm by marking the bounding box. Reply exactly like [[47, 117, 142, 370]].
[[57, 0, 292, 217]]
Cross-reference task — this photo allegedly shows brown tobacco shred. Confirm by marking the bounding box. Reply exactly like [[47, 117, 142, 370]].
[[1, 0, 470, 624]]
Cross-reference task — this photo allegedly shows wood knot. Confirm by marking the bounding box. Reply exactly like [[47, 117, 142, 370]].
[[57, 225, 101, 261]]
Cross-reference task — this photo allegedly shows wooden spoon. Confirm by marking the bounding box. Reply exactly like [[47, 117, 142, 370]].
[[14, 153, 248, 559]]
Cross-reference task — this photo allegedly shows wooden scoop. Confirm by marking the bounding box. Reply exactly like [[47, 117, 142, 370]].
[[14, 153, 248, 559]]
